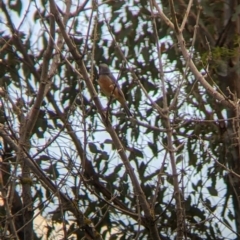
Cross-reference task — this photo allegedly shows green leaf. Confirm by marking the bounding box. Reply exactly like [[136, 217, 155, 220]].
[[134, 147, 144, 158], [148, 141, 158, 157], [89, 142, 98, 153], [104, 139, 113, 144], [9, 0, 22, 16], [176, 155, 183, 164], [207, 186, 218, 196], [45, 163, 59, 180], [100, 151, 109, 160]]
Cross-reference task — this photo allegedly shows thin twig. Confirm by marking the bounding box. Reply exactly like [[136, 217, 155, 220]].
[[169, 0, 180, 33], [151, 151, 167, 207], [152, 1, 184, 238], [180, 0, 193, 32]]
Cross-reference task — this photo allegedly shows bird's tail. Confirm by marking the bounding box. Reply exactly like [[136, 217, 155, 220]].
[[122, 103, 132, 117]]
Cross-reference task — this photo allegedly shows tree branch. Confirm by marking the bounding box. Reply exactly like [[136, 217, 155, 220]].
[[0, 124, 101, 240], [49, 0, 160, 238], [153, 0, 235, 110]]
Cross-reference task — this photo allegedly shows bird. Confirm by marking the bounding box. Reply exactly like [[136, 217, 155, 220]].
[[98, 63, 132, 117]]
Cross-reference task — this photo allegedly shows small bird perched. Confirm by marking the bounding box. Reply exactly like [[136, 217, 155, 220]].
[[98, 63, 132, 117]]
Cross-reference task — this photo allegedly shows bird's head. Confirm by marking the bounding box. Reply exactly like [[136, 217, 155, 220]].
[[99, 63, 110, 75]]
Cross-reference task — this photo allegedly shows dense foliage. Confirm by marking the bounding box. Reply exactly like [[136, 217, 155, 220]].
[[0, 0, 240, 239]]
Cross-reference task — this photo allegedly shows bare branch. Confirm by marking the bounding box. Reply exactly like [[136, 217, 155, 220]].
[[180, 0, 193, 32], [169, 0, 180, 33]]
